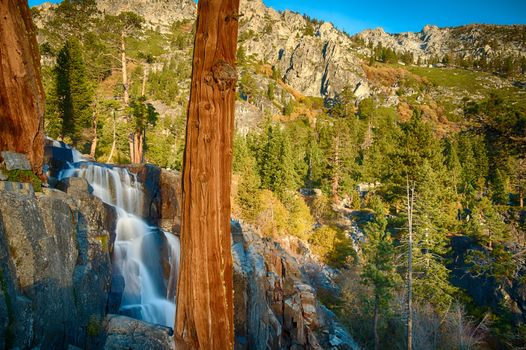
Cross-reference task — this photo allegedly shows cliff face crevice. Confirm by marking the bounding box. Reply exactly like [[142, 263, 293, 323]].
[[0, 0, 45, 176]]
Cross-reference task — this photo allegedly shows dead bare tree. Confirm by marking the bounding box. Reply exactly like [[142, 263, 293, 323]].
[[407, 179, 415, 350]]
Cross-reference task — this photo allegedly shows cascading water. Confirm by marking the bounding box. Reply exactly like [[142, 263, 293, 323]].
[[59, 162, 180, 328]]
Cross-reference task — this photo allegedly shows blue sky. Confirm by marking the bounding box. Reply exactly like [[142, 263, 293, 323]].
[[28, 0, 526, 34]]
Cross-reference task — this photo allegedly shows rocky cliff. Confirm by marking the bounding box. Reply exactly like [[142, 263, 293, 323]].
[[232, 222, 359, 350], [355, 24, 526, 63], [237, 0, 365, 97], [0, 177, 114, 349], [0, 0, 45, 176], [33, 0, 367, 99], [96, 0, 196, 26]]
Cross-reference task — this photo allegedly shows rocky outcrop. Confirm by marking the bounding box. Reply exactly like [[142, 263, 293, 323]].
[[96, 0, 196, 26], [159, 169, 181, 233], [0, 0, 45, 176], [355, 24, 526, 63], [238, 0, 364, 97], [103, 314, 175, 350], [232, 222, 359, 350], [121, 165, 181, 233], [0, 177, 115, 349]]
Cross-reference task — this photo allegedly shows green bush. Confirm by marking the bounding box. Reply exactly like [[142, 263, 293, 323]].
[[6, 169, 42, 192], [309, 225, 355, 268]]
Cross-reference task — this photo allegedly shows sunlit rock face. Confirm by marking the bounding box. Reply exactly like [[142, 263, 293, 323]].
[[232, 222, 360, 350], [0, 0, 45, 176], [96, 0, 196, 26]]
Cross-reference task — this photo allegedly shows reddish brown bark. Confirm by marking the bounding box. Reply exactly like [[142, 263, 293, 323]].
[[175, 0, 240, 348], [0, 0, 45, 176]]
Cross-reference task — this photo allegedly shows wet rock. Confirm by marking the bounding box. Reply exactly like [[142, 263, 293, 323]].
[[56, 176, 94, 198], [103, 314, 174, 350], [124, 164, 163, 225]]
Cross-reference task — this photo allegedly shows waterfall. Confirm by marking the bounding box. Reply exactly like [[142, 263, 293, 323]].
[[59, 162, 180, 328]]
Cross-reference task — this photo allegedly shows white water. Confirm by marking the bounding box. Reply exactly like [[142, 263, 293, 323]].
[[59, 162, 179, 328]]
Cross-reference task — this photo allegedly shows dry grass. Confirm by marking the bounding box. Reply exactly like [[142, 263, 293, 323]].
[[363, 63, 428, 89]]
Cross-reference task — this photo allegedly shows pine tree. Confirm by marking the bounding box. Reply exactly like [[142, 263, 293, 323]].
[[256, 123, 299, 197], [239, 69, 257, 102], [443, 137, 462, 194], [391, 110, 457, 311], [233, 135, 261, 221], [361, 197, 398, 350], [466, 197, 508, 249], [55, 37, 94, 146]]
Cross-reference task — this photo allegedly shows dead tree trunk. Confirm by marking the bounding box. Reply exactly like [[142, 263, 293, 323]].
[[107, 110, 117, 163], [175, 0, 240, 349], [89, 110, 98, 158], [141, 63, 148, 97], [121, 32, 129, 106], [407, 179, 415, 350], [332, 133, 340, 204], [373, 294, 380, 350], [0, 0, 45, 177]]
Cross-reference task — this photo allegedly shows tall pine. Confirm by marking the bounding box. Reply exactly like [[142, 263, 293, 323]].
[[55, 38, 93, 146]]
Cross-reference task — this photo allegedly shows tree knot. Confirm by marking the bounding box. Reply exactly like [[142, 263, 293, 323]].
[[207, 60, 237, 92]]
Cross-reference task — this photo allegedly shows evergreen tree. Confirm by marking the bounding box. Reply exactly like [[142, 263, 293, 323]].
[[256, 123, 299, 197], [361, 197, 398, 350], [391, 110, 457, 310], [55, 37, 94, 146], [233, 135, 261, 221], [443, 137, 462, 194], [466, 197, 508, 249], [267, 82, 276, 100]]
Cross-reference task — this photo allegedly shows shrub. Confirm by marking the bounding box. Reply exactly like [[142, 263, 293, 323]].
[[283, 193, 314, 240], [255, 190, 289, 238], [6, 169, 42, 192], [309, 225, 355, 268]]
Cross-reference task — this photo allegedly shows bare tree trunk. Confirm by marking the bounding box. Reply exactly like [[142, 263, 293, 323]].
[[107, 110, 117, 163], [89, 96, 99, 158], [374, 294, 380, 350], [332, 133, 340, 204], [520, 188, 524, 208], [128, 132, 135, 164], [133, 129, 143, 164], [89, 110, 98, 158], [121, 32, 129, 106], [407, 179, 415, 350], [175, 0, 240, 348], [141, 63, 148, 97]]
